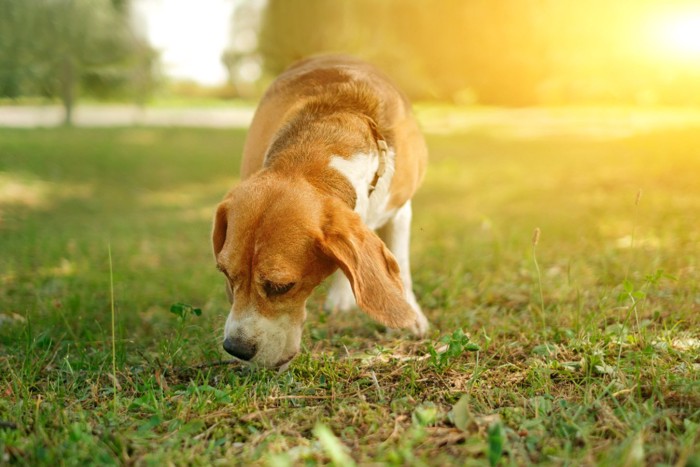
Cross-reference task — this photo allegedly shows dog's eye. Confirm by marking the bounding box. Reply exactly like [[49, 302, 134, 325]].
[[263, 281, 295, 297]]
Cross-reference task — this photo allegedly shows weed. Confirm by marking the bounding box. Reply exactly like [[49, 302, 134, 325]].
[[169, 303, 203, 320], [427, 329, 480, 372], [487, 421, 506, 466], [108, 243, 117, 410], [313, 423, 356, 466], [532, 227, 546, 333]]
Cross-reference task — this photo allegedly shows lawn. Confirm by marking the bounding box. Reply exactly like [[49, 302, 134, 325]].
[[0, 119, 699, 465]]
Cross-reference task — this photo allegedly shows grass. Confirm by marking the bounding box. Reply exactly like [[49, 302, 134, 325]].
[[0, 117, 699, 465]]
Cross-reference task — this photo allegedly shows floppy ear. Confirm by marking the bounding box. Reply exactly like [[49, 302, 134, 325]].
[[213, 202, 234, 303], [317, 202, 417, 329], [212, 201, 229, 258]]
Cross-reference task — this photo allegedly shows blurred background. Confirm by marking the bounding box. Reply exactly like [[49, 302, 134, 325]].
[[2, 0, 700, 125]]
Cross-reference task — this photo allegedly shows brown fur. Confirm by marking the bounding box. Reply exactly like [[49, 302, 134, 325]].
[[316, 197, 417, 328], [213, 174, 335, 325], [214, 55, 427, 332], [239, 55, 427, 210]]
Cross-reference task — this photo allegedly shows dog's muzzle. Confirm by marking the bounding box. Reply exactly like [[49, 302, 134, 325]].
[[222, 335, 257, 361]]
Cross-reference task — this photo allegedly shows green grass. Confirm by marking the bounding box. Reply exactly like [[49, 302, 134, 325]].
[[0, 120, 699, 465]]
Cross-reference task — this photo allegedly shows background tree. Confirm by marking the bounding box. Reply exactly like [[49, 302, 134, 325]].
[[255, 0, 700, 106], [0, 0, 157, 124], [256, 0, 557, 104], [0, 0, 40, 99]]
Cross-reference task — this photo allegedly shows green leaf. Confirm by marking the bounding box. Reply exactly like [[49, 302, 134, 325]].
[[169, 302, 202, 319], [412, 402, 439, 427], [137, 415, 162, 434], [450, 394, 472, 431], [532, 343, 557, 357], [170, 303, 185, 318], [487, 422, 505, 466], [313, 423, 356, 467]]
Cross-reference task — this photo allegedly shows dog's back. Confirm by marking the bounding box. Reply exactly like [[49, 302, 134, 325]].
[[240, 55, 427, 210]]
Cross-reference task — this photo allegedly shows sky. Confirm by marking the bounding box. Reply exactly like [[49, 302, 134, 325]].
[[133, 0, 236, 85]]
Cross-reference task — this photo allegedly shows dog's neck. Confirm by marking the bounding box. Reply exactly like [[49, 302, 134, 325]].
[[262, 104, 388, 211]]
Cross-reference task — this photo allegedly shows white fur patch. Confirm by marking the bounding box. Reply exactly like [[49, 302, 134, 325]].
[[325, 147, 396, 313], [326, 148, 429, 336], [224, 309, 303, 368], [324, 270, 356, 312], [329, 147, 397, 230]]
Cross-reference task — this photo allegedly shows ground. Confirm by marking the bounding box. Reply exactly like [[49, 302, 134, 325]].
[[0, 113, 699, 465]]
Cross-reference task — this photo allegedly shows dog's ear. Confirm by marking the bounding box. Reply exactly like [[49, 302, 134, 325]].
[[317, 200, 417, 329], [212, 201, 229, 258], [212, 201, 234, 304]]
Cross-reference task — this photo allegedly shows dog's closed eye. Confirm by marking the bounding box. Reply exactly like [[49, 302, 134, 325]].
[[263, 281, 295, 297]]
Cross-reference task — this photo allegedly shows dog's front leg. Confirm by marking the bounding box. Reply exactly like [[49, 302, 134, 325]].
[[377, 201, 429, 336], [324, 270, 357, 312]]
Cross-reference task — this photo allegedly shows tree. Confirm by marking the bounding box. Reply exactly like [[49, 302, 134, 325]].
[[255, 0, 700, 106], [256, 0, 552, 105], [0, 0, 157, 125], [0, 0, 39, 98]]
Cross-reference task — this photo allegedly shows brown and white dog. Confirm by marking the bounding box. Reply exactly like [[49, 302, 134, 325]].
[[212, 55, 429, 369]]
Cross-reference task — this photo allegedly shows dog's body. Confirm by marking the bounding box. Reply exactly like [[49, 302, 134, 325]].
[[213, 56, 428, 368]]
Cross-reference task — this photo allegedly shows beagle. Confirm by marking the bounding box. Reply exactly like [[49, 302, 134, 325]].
[[212, 55, 429, 369]]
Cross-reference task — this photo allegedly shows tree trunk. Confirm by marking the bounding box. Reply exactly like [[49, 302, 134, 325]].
[[61, 55, 75, 126]]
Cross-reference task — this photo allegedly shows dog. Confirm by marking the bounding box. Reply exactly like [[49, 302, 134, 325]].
[[212, 55, 429, 369]]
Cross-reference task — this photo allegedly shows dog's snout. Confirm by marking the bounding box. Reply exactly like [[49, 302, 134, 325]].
[[223, 336, 257, 361]]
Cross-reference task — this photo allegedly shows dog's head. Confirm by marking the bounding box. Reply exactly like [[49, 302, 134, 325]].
[[212, 172, 418, 368]]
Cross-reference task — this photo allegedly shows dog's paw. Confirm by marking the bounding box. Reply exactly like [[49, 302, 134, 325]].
[[408, 302, 430, 339], [404, 291, 429, 338], [410, 308, 429, 338], [385, 297, 428, 338]]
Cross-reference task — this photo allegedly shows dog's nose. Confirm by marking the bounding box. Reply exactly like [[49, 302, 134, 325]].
[[222, 336, 257, 361]]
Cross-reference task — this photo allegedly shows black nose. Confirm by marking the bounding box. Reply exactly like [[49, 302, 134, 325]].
[[223, 336, 257, 361]]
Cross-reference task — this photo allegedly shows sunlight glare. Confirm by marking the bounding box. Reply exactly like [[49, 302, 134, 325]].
[[656, 10, 700, 60]]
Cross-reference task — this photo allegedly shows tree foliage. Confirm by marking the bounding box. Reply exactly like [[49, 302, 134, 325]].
[[0, 0, 157, 123], [257, 0, 700, 106]]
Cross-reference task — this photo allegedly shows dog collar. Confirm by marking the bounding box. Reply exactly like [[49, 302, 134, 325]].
[[369, 138, 389, 195]]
